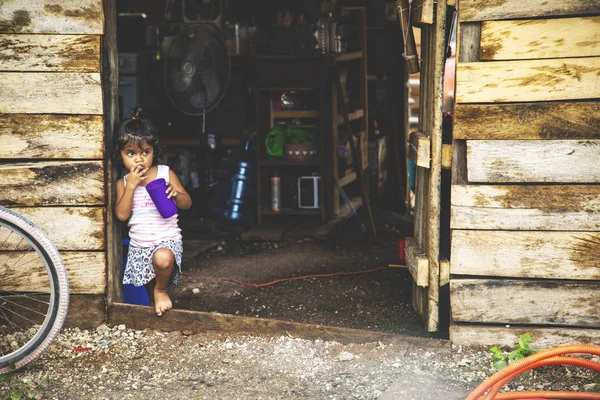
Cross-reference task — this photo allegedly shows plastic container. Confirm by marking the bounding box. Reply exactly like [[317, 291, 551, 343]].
[[145, 178, 177, 218], [121, 238, 150, 306]]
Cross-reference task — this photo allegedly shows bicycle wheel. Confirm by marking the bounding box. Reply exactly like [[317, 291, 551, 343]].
[[0, 206, 69, 373]]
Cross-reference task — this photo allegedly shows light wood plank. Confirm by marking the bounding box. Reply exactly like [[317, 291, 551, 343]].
[[0, 72, 102, 114], [481, 17, 600, 60], [0, 0, 104, 34], [441, 144, 452, 169], [408, 131, 430, 168], [440, 258, 450, 286], [450, 324, 600, 349], [467, 140, 600, 183], [0, 34, 100, 72], [3, 207, 104, 250], [451, 279, 600, 327], [0, 251, 105, 294], [411, 0, 434, 27], [459, 0, 600, 22], [405, 237, 429, 287], [451, 230, 600, 280], [0, 114, 104, 158], [454, 102, 600, 140], [451, 184, 600, 230], [0, 161, 104, 206], [456, 57, 600, 103]]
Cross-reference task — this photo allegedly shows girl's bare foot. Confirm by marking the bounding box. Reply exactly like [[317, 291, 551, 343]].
[[154, 288, 172, 316]]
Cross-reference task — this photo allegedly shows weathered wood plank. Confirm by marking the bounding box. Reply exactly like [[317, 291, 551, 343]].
[[459, 0, 600, 22], [0, 72, 102, 114], [451, 184, 600, 230], [0, 251, 105, 294], [440, 258, 450, 286], [454, 102, 600, 140], [2, 207, 104, 250], [0, 114, 104, 158], [0, 34, 100, 72], [456, 57, 600, 103], [0, 161, 104, 206], [481, 17, 600, 60], [451, 230, 600, 280], [0, 0, 104, 34], [467, 140, 600, 183], [451, 279, 600, 327], [405, 237, 429, 287], [450, 324, 600, 349], [408, 131, 430, 168], [64, 295, 106, 329], [411, 0, 434, 27]]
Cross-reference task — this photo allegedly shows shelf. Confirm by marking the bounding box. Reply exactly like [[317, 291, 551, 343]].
[[260, 160, 320, 167], [337, 109, 364, 125], [333, 50, 364, 64], [262, 208, 321, 216], [272, 110, 320, 119]]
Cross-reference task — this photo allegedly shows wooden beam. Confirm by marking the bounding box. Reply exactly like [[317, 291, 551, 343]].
[[0, 34, 101, 72], [454, 102, 600, 140], [405, 237, 429, 287], [456, 57, 600, 103], [451, 184, 600, 230], [481, 17, 600, 60], [408, 131, 430, 168], [451, 279, 600, 327], [451, 230, 600, 280], [459, 0, 600, 22], [467, 140, 600, 183], [0, 251, 105, 294], [451, 324, 600, 349], [0, 114, 104, 158], [109, 303, 413, 345], [5, 207, 104, 250], [0, 161, 104, 206], [0, 72, 102, 114], [0, 0, 104, 34]]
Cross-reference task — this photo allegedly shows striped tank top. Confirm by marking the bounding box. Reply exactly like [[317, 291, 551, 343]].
[[125, 165, 182, 248]]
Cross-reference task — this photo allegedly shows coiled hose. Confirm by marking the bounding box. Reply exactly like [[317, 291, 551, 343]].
[[465, 344, 600, 400]]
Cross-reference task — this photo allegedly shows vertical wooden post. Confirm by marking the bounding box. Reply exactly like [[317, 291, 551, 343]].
[[103, 0, 123, 305]]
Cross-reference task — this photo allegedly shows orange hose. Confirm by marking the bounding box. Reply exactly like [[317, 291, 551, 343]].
[[466, 344, 600, 400], [482, 356, 600, 399], [490, 393, 600, 399]]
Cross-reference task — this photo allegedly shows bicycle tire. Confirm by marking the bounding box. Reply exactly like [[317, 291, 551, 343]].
[[0, 206, 69, 373]]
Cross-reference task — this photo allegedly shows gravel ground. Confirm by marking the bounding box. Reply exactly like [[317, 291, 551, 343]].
[[1, 324, 599, 399]]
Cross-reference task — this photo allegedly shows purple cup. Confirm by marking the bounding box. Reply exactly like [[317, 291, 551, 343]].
[[145, 178, 177, 218]]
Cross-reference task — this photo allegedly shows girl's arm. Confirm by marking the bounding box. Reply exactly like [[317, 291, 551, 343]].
[[115, 178, 135, 222], [167, 169, 192, 210]]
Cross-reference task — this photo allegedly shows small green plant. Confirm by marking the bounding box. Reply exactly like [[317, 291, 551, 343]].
[[489, 332, 537, 370], [0, 367, 35, 400]]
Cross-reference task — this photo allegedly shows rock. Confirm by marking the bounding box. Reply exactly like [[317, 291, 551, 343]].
[[192, 288, 200, 294], [338, 352, 354, 361], [118, 324, 126, 331]]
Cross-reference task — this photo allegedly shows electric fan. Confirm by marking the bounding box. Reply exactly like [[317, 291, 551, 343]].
[[163, 23, 230, 116]]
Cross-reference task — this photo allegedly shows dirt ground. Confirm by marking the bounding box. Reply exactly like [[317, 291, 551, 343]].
[[172, 208, 435, 339]]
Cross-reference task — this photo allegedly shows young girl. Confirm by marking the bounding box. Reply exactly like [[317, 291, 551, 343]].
[[114, 108, 192, 316]]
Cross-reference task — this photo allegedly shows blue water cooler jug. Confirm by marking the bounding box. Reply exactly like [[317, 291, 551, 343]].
[[122, 238, 150, 306]]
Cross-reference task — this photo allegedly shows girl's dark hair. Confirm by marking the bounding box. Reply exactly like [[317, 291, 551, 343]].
[[112, 107, 163, 166]]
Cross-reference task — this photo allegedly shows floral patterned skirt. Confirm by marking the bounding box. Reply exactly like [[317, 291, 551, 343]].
[[123, 239, 183, 287]]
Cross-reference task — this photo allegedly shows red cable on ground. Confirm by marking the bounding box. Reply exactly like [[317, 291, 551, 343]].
[[182, 266, 389, 287], [466, 344, 600, 400]]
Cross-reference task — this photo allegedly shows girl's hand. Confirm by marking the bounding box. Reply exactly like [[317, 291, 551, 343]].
[[166, 182, 178, 199], [127, 164, 149, 187]]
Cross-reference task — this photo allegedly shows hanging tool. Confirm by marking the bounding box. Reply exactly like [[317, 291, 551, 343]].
[[335, 71, 377, 239], [334, 177, 366, 235]]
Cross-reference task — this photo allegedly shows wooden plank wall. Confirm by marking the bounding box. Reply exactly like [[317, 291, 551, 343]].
[[0, 0, 107, 325], [451, 0, 600, 348]]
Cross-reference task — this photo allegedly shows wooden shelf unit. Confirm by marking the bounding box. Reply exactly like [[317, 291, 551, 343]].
[[253, 7, 369, 225]]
